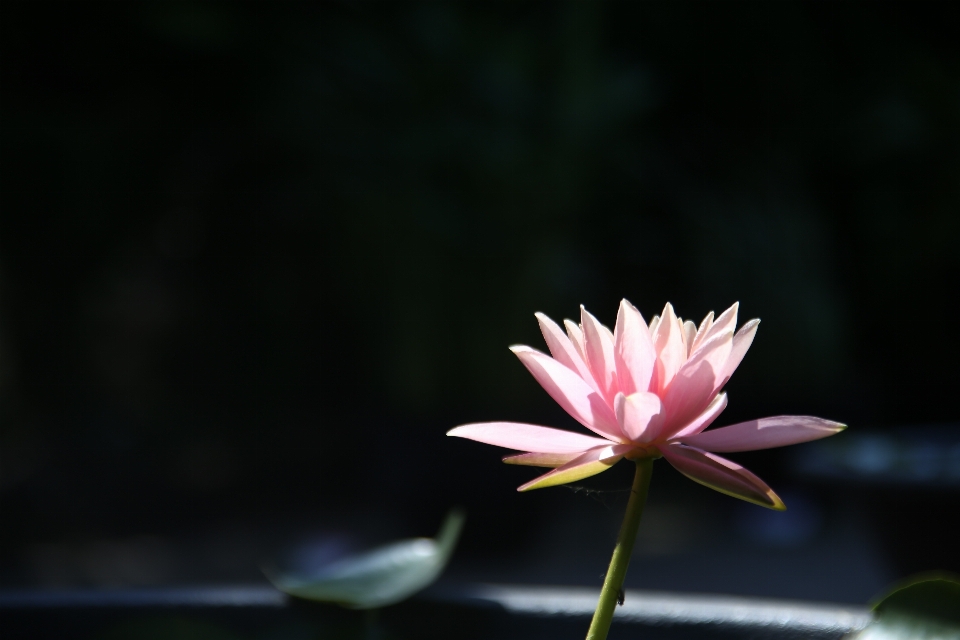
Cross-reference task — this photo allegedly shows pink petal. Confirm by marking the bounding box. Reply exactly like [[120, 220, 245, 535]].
[[614, 391, 665, 442], [536, 312, 599, 392], [701, 302, 739, 345], [657, 443, 785, 510], [502, 451, 581, 467], [690, 311, 715, 354], [677, 416, 847, 452], [564, 319, 586, 361], [669, 393, 728, 439], [717, 318, 759, 388], [580, 306, 619, 401], [652, 302, 686, 394], [613, 299, 656, 396], [681, 320, 697, 357], [660, 329, 732, 433], [648, 314, 660, 336], [447, 422, 612, 453], [510, 346, 623, 440], [517, 444, 629, 491]]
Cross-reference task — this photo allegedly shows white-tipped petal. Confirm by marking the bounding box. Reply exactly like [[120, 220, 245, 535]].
[[690, 311, 715, 353], [613, 299, 657, 395], [536, 312, 599, 392], [661, 330, 733, 432], [653, 303, 686, 393], [564, 319, 586, 361], [701, 302, 739, 345], [717, 318, 759, 389], [681, 320, 697, 357], [580, 306, 619, 402]]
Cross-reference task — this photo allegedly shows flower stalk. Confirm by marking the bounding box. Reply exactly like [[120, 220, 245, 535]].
[[586, 457, 654, 640]]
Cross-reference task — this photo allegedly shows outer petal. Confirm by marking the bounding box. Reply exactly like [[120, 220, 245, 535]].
[[536, 312, 599, 392], [581, 306, 619, 401], [510, 346, 623, 440], [517, 444, 630, 491], [502, 451, 581, 467], [668, 392, 728, 440], [677, 416, 847, 452], [658, 443, 785, 510], [652, 303, 686, 393], [659, 330, 732, 436], [716, 318, 759, 389], [447, 422, 612, 453], [613, 299, 656, 395], [614, 391, 664, 443]]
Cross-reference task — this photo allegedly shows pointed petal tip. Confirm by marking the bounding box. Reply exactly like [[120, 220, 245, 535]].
[[769, 491, 787, 511]]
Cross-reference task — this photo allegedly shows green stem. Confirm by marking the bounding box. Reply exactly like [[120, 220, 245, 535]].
[[585, 457, 654, 640]]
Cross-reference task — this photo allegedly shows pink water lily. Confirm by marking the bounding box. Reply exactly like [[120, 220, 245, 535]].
[[448, 301, 845, 509]]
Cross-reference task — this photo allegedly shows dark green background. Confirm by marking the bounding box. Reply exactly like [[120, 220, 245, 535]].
[[1, 1, 958, 594]]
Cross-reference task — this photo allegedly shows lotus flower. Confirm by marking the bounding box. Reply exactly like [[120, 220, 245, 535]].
[[448, 301, 845, 509]]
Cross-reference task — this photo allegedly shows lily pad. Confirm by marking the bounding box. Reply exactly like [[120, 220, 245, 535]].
[[266, 509, 465, 609], [851, 573, 960, 640]]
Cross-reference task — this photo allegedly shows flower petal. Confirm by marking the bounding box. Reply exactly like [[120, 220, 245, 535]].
[[536, 312, 598, 391], [447, 422, 612, 453], [690, 311, 715, 354], [615, 391, 664, 442], [658, 443, 785, 510], [564, 319, 586, 361], [678, 416, 847, 452], [648, 314, 660, 335], [517, 445, 628, 491], [502, 451, 581, 467], [652, 302, 686, 393], [681, 320, 697, 357], [669, 392, 728, 439], [701, 302, 739, 345], [581, 306, 619, 401], [510, 346, 623, 440], [613, 299, 656, 395], [716, 318, 759, 389], [660, 330, 732, 435]]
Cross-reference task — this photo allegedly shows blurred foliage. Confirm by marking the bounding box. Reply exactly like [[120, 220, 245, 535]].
[[268, 509, 464, 608], [853, 573, 960, 639], [1, 0, 959, 584]]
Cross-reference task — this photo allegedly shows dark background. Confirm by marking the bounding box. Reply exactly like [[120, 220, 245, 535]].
[[1, 0, 959, 604]]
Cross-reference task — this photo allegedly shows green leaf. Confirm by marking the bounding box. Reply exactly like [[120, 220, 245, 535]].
[[266, 509, 465, 609], [852, 573, 960, 640]]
